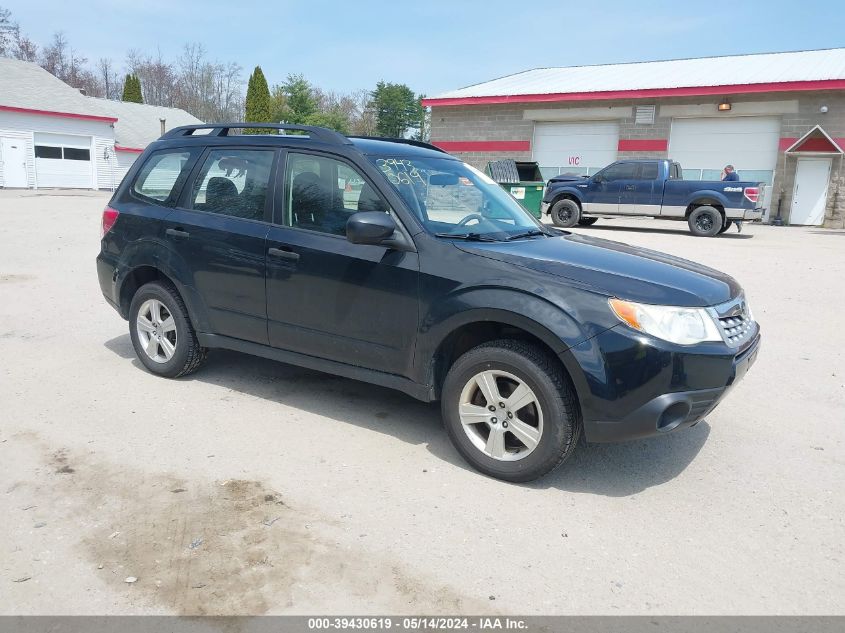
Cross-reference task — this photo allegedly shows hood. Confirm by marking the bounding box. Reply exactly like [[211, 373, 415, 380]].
[[455, 233, 741, 307]]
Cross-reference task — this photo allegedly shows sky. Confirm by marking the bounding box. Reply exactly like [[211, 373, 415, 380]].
[[5, 0, 845, 97]]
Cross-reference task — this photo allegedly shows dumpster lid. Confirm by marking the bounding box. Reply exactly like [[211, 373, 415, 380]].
[[487, 159, 521, 184]]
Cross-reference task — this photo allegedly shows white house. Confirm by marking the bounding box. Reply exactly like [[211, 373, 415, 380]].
[[0, 58, 201, 190]]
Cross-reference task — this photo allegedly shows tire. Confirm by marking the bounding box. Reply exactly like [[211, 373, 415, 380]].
[[687, 205, 723, 237], [718, 219, 733, 234], [550, 199, 581, 228], [577, 217, 598, 226], [128, 281, 207, 378], [441, 339, 581, 482]]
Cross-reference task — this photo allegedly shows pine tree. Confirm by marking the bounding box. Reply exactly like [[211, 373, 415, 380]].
[[244, 66, 272, 134], [122, 74, 143, 103]]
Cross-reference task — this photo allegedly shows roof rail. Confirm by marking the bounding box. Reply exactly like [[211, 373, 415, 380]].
[[160, 123, 352, 145], [347, 136, 448, 154]]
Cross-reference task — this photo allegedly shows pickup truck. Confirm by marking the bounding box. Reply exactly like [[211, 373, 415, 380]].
[[540, 159, 765, 236]]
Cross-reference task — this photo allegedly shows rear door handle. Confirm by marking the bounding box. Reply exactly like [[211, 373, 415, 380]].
[[166, 228, 190, 239], [624, 185, 636, 191], [268, 247, 300, 262]]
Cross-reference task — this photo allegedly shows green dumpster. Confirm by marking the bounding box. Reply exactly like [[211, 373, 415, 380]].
[[486, 159, 545, 218]]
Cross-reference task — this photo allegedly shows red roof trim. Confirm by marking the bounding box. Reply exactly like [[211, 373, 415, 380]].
[[431, 140, 530, 152], [0, 104, 118, 123], [618, 139, 668, 152], [422, 79, 845, 107], [780, 137, 845, 152], [114, 145, 144, 153]]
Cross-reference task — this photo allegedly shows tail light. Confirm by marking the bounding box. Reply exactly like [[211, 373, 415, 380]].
[[743, 187, 760, 204], [101, 206, 119, 238]]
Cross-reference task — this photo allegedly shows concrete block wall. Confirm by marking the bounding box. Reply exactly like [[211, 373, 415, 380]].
[[772, 91, 845, 227]]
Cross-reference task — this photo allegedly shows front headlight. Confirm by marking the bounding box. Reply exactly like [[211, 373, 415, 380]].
[[608, 298, 723, 346]]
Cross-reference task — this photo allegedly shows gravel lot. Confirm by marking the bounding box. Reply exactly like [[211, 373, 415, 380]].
[[1, 189, 843, 615]]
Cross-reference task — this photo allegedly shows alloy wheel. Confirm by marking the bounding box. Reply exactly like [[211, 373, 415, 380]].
[[136, 299, 177, 363], [696, 213, 715, 232], [458, 370, 544, 461]]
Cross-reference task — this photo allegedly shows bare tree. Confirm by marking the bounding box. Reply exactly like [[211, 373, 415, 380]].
[[13, 33, 37, 61], [349, 88, 378, 135], [0, 6, 15, 55], [173, 44, 243, 122], [1, 7, 39, 63], [126, 48, 176, 106], [97, 57, 121, 100]]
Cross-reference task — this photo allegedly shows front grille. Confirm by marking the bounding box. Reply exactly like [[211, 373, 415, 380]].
[[710, 294, 756, 349], [718, 313, 754, 346]]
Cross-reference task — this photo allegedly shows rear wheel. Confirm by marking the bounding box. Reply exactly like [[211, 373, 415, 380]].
[[129, 281, 207, 378], [441, 339, 580, 482], [577, 217, 598, 226], [718, 219, 733, 234], [687, 206, 723, 237], [550, 199, 580, 228]]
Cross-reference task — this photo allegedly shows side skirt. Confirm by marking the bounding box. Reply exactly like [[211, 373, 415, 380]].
[[197, 333, 435, 402]]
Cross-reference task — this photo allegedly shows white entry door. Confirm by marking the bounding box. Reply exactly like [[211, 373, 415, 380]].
[[790, 158, 832, 226], [1, 137, 28, 187]]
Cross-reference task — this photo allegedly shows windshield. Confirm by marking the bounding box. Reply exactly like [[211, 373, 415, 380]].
[[369, 156, 542, 238]]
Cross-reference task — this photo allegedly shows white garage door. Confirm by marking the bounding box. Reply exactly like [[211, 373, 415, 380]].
[[533, 121, 619, 180], [34, 133, 93, 189], [669, 116, 780, 183]]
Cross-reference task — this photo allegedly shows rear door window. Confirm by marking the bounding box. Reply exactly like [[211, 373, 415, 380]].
[[638, 162, 659, 180], [133, 149, 198, 205], [189, 149, 276, 221]]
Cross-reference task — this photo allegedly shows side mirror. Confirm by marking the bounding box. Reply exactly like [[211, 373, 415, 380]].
[[592, 174, 603, 183], [346, 211, 397, 245]]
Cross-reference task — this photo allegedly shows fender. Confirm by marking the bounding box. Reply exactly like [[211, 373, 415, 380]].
[[116, 237, 211, 332], [544, 185, 584, 208], [414, 285, 594, 387], [685, 189, 731, 211]]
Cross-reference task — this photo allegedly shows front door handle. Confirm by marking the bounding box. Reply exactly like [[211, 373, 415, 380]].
[[166, 228, 190, 239], [268, 247, 300, 262], [624, 184, 636, 191]]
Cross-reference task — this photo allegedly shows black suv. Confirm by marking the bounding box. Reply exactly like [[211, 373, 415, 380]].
[[97, 123, 760, 482]]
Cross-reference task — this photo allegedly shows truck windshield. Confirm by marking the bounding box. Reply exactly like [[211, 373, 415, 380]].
[[369, 156, 542, 239]]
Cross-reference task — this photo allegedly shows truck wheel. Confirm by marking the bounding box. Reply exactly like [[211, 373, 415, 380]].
[[441, 339, 581, 482], [550, 199, 580, 228], [718, 219, 733, 234], [129, 281, 208, 378], [577, 217, 598, 226], [688, 206, 723, 237]]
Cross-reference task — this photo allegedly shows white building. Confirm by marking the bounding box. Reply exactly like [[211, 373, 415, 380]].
[[0, 58, 201, 190]]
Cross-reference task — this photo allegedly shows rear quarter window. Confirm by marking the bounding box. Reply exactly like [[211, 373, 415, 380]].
[[132, 149, 198, 205]]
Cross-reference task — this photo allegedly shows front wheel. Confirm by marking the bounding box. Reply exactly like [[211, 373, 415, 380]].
[[441, 340, 581, 482], [550, 199, 581, 228], [129, 281, 207, 378], [687, 206, 723, 237]]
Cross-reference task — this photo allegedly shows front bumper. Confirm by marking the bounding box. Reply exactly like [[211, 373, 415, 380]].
[[565, 326, 761, 443], [540, 201, 550, 215]]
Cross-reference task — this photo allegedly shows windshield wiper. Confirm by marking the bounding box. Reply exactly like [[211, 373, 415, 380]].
[[434, 232, 501, 242], [504, 229, 552, 241]]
